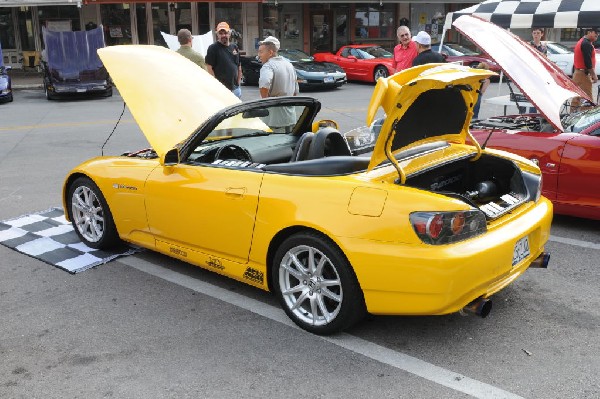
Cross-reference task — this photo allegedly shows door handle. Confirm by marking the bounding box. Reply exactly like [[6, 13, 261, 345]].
[[225, 187, 247, 198]]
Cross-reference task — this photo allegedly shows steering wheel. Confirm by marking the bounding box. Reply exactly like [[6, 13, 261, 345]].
[[214, 144, 252, 162]]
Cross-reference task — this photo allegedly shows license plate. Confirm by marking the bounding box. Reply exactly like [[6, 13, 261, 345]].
[[76, 88, 87, 93], [324, 76, 334, 83], [512, 235, 530, 266]]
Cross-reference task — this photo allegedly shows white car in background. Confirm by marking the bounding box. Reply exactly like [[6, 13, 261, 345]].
[[544, 41, 600, 76]]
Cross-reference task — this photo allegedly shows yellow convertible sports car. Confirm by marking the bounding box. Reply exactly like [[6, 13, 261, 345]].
[[63, 43, 552, 335]]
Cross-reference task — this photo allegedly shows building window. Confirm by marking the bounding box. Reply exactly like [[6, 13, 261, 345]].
[[196, 3, 209, 35], [354, 4, 395, 40], [100, 4, 132, 45], [151, 3, 169, 47], [0, 9, 16, 49], [561, 28, 582, 42], [135, 4, 148, 44]]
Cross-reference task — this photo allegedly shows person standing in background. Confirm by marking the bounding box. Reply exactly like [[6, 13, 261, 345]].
[[529, 28, 547, 55], [257, 36, 298, 132], [205, 21, 242, 99], [392, 26, 418, 73], [411, 31, 445, 67], [175, 29, 207, 71], [571, 27, 598, 110]]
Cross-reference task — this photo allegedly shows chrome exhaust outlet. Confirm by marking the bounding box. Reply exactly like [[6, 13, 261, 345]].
[[460, 297, 492, 318], [529, 252, 550, 268]]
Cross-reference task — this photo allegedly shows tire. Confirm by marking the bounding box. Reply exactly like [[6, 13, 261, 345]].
[[45, 85, 56, 101], [272, 232, 365, 335], [67, 176, 119, 250], [373, 66, 389, 82]]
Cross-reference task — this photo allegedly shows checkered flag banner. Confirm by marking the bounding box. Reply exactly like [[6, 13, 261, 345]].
[[445, 0, 600, 30], [0, 207, 142, 274]]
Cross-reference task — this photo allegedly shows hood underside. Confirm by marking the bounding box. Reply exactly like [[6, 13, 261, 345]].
[[366, 63, 496, 171], [453, 15, 588, 132], [97, 45, 239, 160]]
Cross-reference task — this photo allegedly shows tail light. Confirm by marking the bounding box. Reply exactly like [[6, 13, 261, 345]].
[[410, 210, 487, 245]]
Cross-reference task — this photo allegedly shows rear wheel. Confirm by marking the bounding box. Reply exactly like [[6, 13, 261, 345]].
[[272, 232, 365, 335], [45, 84, 56, 100], [68, 176, 119, 249], [373, 66, 388, 82]]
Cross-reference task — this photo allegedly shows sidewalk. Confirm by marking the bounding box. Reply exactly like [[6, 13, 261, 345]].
[[7, 69, 44, 90]]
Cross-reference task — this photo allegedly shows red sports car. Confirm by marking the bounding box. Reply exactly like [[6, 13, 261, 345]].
[[437, 42, 501, 73], [313, 44, 394, 83], [455, 16, 600, 221]]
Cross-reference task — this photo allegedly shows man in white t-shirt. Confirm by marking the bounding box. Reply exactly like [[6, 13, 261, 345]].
[[258, 36, 299, 132]]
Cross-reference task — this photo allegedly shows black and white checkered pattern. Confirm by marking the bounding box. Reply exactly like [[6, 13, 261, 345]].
[[446, 0, 600, 30], [0, 207, 142, 274]]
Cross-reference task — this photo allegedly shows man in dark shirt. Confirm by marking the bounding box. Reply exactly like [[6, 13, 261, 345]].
[[205, 21, 242, 99], [411, 31, 445, 67], [572, 27, 598, 110]]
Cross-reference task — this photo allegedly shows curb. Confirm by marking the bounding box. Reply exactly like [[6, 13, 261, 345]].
[[13, 84, 43, 90]]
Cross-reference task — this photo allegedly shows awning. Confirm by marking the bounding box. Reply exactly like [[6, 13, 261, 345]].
[[84, 0, 260, 3], [444, 0, 600, 30], [0, 0, 81, 6]]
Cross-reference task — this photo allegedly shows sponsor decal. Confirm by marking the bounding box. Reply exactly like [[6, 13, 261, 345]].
[[243, 267, 264, 284], [206, 256, 225, 270], [169, 247, 188, 257], [112, 183, 138, 191], [430, 175, 461, 191]]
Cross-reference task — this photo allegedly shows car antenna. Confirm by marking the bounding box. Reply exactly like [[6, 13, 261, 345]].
[[101, 102, 127, 156]]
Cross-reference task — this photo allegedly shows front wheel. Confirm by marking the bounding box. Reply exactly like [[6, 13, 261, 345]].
[[68, 176, 119, 249], [373, 66, 389, 82], [272, 232, 365, 335]]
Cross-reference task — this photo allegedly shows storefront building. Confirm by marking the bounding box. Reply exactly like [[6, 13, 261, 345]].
[[0, 1, 580, 70]]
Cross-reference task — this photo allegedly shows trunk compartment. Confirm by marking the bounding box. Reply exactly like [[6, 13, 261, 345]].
[[406, 154, 528, 219]]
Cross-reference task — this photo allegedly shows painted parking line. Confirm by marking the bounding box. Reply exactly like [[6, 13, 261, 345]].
[[119, 256, 523, 399], [549, 235, 600, 250], [0, 119, 135, 132]]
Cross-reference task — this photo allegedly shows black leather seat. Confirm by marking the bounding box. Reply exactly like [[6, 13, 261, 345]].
[[307, 127, 352, 160], [290, 132, 314, 162]]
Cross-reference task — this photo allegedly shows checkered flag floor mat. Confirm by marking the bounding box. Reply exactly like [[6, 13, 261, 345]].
[[0, 207, 143, 274]]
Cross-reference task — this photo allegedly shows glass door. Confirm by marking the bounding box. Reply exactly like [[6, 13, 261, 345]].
[[310, 11, 332, 54]]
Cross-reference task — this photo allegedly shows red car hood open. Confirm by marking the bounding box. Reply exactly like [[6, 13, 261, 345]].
[[453, 15, 589, 133]]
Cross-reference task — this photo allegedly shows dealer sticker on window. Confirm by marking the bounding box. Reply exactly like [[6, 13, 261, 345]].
[[512, 235, 530, 267]]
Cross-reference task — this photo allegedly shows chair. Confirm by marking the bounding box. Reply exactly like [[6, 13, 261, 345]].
[[306, 127, 352, 160], [290, 132, 314, 162]]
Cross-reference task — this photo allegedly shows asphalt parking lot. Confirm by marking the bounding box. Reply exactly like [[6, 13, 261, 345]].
[[1, 82, 599, 398]]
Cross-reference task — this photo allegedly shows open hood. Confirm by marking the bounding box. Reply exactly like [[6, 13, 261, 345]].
[[97, 45, 239, 160], [453, 15, 588, 132], [367, 63, 496, 172]]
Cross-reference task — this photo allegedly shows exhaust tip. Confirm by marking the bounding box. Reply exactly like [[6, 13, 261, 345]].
[[461, 297, 492, 318], [530, 252, 550, 268]]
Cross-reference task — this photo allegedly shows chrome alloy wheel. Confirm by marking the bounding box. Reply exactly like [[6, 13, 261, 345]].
[[278, 244, 343, 326], [71, 185, 106, 243]]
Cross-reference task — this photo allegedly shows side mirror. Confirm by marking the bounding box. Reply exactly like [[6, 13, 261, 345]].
[[163, 148, 180, 166]]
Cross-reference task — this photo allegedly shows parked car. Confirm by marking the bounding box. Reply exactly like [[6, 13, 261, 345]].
[[240, 49, 346, 90], [437, 42, 502, 74], [544, 41, 600, 76], [62, 44, 552, 335], [313, 44, 394, 82], [453, 16, 600, 220], [41, 26, 112, 100], [0, 44, 13, 103]]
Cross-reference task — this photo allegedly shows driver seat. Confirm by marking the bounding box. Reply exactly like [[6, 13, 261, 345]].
[[290, 132, 314, 162], [307, 127, 352, 160]]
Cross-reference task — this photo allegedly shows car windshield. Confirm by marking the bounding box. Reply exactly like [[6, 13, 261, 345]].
[[441, 43, 480, 56], [563, 106, 600, 133], [355, 46, 392, 59], [201, 104, 310, 143], [545, 42, 572, 54], [279, 49, 313, 62]]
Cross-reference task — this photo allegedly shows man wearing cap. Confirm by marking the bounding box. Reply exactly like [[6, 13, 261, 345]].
[[257, 36, 298, 132], [175, 29, 207, 71], [392, 26, 418, 73], [411, 31, 445, 67], [205, 21, 243, 98], [572, 27, 598, 109]]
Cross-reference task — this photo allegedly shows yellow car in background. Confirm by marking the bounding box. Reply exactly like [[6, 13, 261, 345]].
[[62, 45, 552, 335]]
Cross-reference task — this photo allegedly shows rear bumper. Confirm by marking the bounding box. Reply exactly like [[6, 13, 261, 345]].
[[340, 198, 553, 315]]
